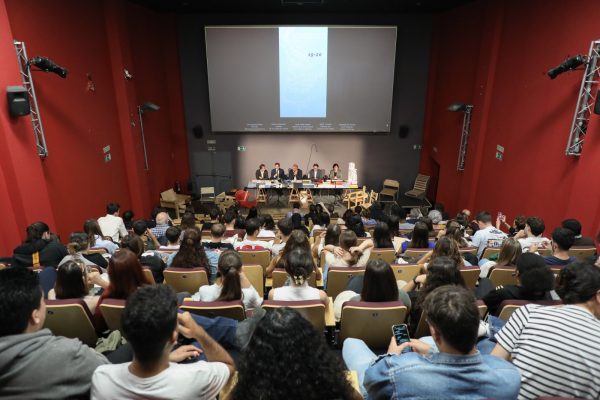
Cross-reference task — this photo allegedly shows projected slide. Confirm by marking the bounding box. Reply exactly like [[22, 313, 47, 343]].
[[279, 27, 328, 118]]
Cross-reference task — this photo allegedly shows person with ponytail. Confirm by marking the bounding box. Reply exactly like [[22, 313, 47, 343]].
[[59, 232, 107, 270], [48, 260, 108, 313], [192, 250, 262, 310], [83, 219, 118, 254], [12, 221, 68, 268], [322, 230, 372, 287], [268, 249, 328, 304]]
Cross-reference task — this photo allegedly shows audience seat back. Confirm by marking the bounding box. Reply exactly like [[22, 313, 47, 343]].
[[163, 268, 208, 293], [497, 299, 562, 321], [368, 248, 397, 264], [488, 267, 518, 287], [262, 300, 326, 331], [460, 267, 481, 289], [99, 298, 126, 333], [44, 299, 97, 347], [568, 246, 597, 260], [326, 267, 366, 299], [238, 250, 271, 273], [180, 300, 246, 321], [242, 264, 264, 298], [390, 264, 420, 283], [339, 301, 407, 349]]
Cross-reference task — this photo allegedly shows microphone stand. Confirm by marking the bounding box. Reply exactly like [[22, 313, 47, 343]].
[[305, 144, 317, 178]]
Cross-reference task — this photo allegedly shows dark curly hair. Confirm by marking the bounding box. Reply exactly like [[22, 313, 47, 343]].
[[170, 228, 209, 272], [556, 261, 600, 304], [231, 308, 356, 400]]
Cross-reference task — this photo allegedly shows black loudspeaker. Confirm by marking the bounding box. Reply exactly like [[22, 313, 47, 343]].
[[594, 90, 600, 115], [193, 125, 203, 139], [398, 125, 409, 138], [6, 86, 30, 117]]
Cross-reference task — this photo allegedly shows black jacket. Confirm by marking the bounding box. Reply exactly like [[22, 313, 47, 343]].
[[12, 239, 68, 268]]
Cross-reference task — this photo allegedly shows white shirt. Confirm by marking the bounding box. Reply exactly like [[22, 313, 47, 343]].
[[325, 249, 371, 268], [271, 281, 321, 301], [257, 229, 275, 238], [471, 225, 507, 258], [97, 214, 128, 243], [235, 239, 272, 251], [518, 235, 550, 251], [271, 241, 286, 258], [192, 283, 263, 310], [91, 360, 230, 400]]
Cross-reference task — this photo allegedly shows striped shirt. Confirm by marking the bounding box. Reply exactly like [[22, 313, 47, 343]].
[[495, 304, 600, 400]]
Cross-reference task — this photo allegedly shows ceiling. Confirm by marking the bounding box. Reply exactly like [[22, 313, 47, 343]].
[[128, 0, 474, 14]]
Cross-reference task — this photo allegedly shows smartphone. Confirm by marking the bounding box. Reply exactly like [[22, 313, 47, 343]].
[[392, 323, 410, 346]]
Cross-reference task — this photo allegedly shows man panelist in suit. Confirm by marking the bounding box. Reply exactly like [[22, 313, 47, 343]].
[[307, 163, 323, 180], [289, 164, 303, 180], [255, 164, 268, 180], [270, 162, 285, 180]]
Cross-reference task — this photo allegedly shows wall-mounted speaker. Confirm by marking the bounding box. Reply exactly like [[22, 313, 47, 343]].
[[192, 125, 203, 139], [6, 86, 30, 117], [594, 90, 600, 115], [398, 125, 409, 138]]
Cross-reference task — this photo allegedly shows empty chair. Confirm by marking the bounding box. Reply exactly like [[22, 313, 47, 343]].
[[379, 179, 400, 202], [568, 246, 597, 260], [460, 267, 481, 289], [326, 267, 366, 299], [159, 188, 190, 219], [44, 299, 97, 346], [390, 264, 421, 282], [238, 250, 271, 274], [339, 301, 408, 348], [180, 300, 246, 321], [163, 268, 208, 294], [404, 174, 430, 200], [200, 187, 216, 203], [262, 300, 326, 331], [369, 248, 397, 264], [242, 264, 264, 298], [99, 298, 126, 333]]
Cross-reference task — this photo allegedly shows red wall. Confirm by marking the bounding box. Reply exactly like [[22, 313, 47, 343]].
[[421, 0, 600, 237], [0, 0, 189, 254]]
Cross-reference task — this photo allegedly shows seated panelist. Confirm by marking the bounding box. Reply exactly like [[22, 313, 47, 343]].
[[289, 164, 303, 180], [270, 162, 285, 180], [329, 163, 343, 180], [255, 164, 268, 180], [307, 163, 323, 180]]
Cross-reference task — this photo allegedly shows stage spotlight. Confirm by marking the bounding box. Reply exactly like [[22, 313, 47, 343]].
[[139, 102, 160, 113], [28, 56, 68, 78], [547, 55, 587, 79], [448, 102, 470, 112]]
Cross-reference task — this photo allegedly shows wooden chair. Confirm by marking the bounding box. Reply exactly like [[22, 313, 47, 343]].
[[404, 174, 430, 200], [99, 299, 126, 333], [288, 188, 300, 204], [160, 188, 190, 219], [142, 267, 156, 285], [369, 248, 397, 264], [163, 268, 209, 294], [180, 300, 246, 321], [339, 301, 408, 348], [497, 299, 562, 321], [379, 179, 400, 202], [256, 188, 267, 205], [215, 192, 237, 213], [44, 299, 97, 347], [480, 247, 501, 260], [262, 300, 326, 331], [569, 246, 597, 260], [326, 267, 365, 299], [271, 269, 317, 288], [242, 264, 264, 298], [362, 190, 379, 209], [200, 187, 216, 203], [345, 189, 367, 209], [488, 267, 518, 288], [459, 247, 478, 256], [238, 250, 271, 274], [536, 247, 552, 256], [390, 264, 421, 282], [460, 267, 480, 289]]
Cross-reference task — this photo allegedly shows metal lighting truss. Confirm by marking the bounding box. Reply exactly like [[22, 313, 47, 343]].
[[566, 39, 600, 156], [13, 40, 48, 158], [457, 105, 474, 171]]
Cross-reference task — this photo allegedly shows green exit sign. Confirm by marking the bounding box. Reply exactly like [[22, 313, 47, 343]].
[[237, 146, 247, 152]]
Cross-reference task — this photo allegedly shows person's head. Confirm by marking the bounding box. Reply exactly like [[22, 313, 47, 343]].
[[397, 207, 407, 220], [292, 163, 298, 170], [132, 220, 148, 236], [210, 223, 225, 240], [428, 210, 443, 224], [431, 237, 463, 266], [462, 209, 471, 218], [347, 215, 366, 238], [165, 226, 181, 245], [354, 205, 363, 215], [277, 218, 293, 238], [284, 249, 314, 285], [0, 267, 45, 336], [106, 202, 120, 216], [515, 252, 546, 276], [155, 212, 169, 225], [180, 212, 197, 230], [422, 285, 479, 354], [216, 250, 243, 301], [518, 260, 554, 297], [556, 262, 600, 315], [245, 218, 261, 237], [259, 163, 266, 171], [55, 260, 88, 299], [120, 234, 145, 257], [561, 218, 582, 236], [525, 217, 545, 237], [223, 211, 236, 226], [208, 208, 220, 221], [444, 220, 465, 245], [419, 217, 434, 232], [373, 222, 393, 249], [122, 285, 178, 365], [332, 163, 339, 171], [551, 227, 575, 252], [419, 256, 465, 305], [292, 202, 301, 210], [409, 208, 422, 219], [475, 211, 492, 228], [25, 221, 50, 242], [278, 231, 312, 271], [233, 307, 354, 400], [171, 228, 209, 269], [361, 260, 399, 302], [455, 213, 468, 228], [315, 204, 324, 214], [246, 207, 258, 220], [319, 212, 330, 227], [291, 213, 304, 230], [262, 214, 275, 231], [496, 237, 522, 267], [410, 221, 430, 248], [387, 215, 400, 236], [324, 224, 342, 246], [274, 162, 280, 169], [106, 249, 148, 300], [83, 219, 103, 247], [67, 232, 89, 254], [514, 215, 527, 231], [312, 163, 319, 170]]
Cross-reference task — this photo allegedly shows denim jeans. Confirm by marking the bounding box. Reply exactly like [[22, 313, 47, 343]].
[[342, 338, 376, 398]]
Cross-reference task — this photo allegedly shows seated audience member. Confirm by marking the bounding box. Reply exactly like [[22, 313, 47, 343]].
[[291, 212, 310, 236], [329, 163, 343, 179], [310, 212, 330, 235], [304, 204, 318, 226], [562, 218, 595, 246], [132, 220, 160, 251], [481, 253, 555, 315], [255, 163, 268, 179], [402, 256, 466, 332], [312, 223, 342, 258], [91, 285, 234, 399], [406, 208, 422, 224], [492, 262, 600, 399], [192, 250, 262, 310], [535, 227, 576, 266], [322, 230, 372, 278], [347, 215, 369, 238], [48, 260, 107, 313], [360, 208, 377, 226], [437, 220, 470, 248], [232, 308, 356, 400], [373, 222, 394, 249], [94, 249, 150, 329], [496, 214, 526, 237], [286, 202, 303, 219], [59, 232, 107, 270], [272, 217, 293, 257], [433, 202, 450, 221], [12, 222, 68, 269], [419, 216, 436, 238], [288, 163, 303, 180], [307, 163, 323, 180], [84, 219, 119, 254], [201, 208, 220, 232], [400, 221, 435, 253], [0, 268, 109, 399], [235, 218, 273, 251], [245, 207, 258, 221], [428, 209, 443, 225], [257, 214, 276, 237], [398, 207, 415, 230], [267, 230, 321, 280], [150, 211, 171, 243], [471, 211, 508, 258], [159, 226, 181, 250], [334, 259, 412, 321], [168, 229, 211, 275], [179, 211, 198, 231], [478, 236, 522, 278], [344, 285, 520, 399], [122, 210, 135, 230], [222, 210, 244, 242], [270, 162, 285, 180], [203, 224, 234, 283], [417, 237, 467, 267], [121, 235, 166, 283], [268, 249, 328, 304], [97, 202, 128, 242], [515, 216, 550, 250]]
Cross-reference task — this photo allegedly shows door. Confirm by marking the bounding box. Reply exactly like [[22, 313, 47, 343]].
[[192, 151, 233, 195]]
